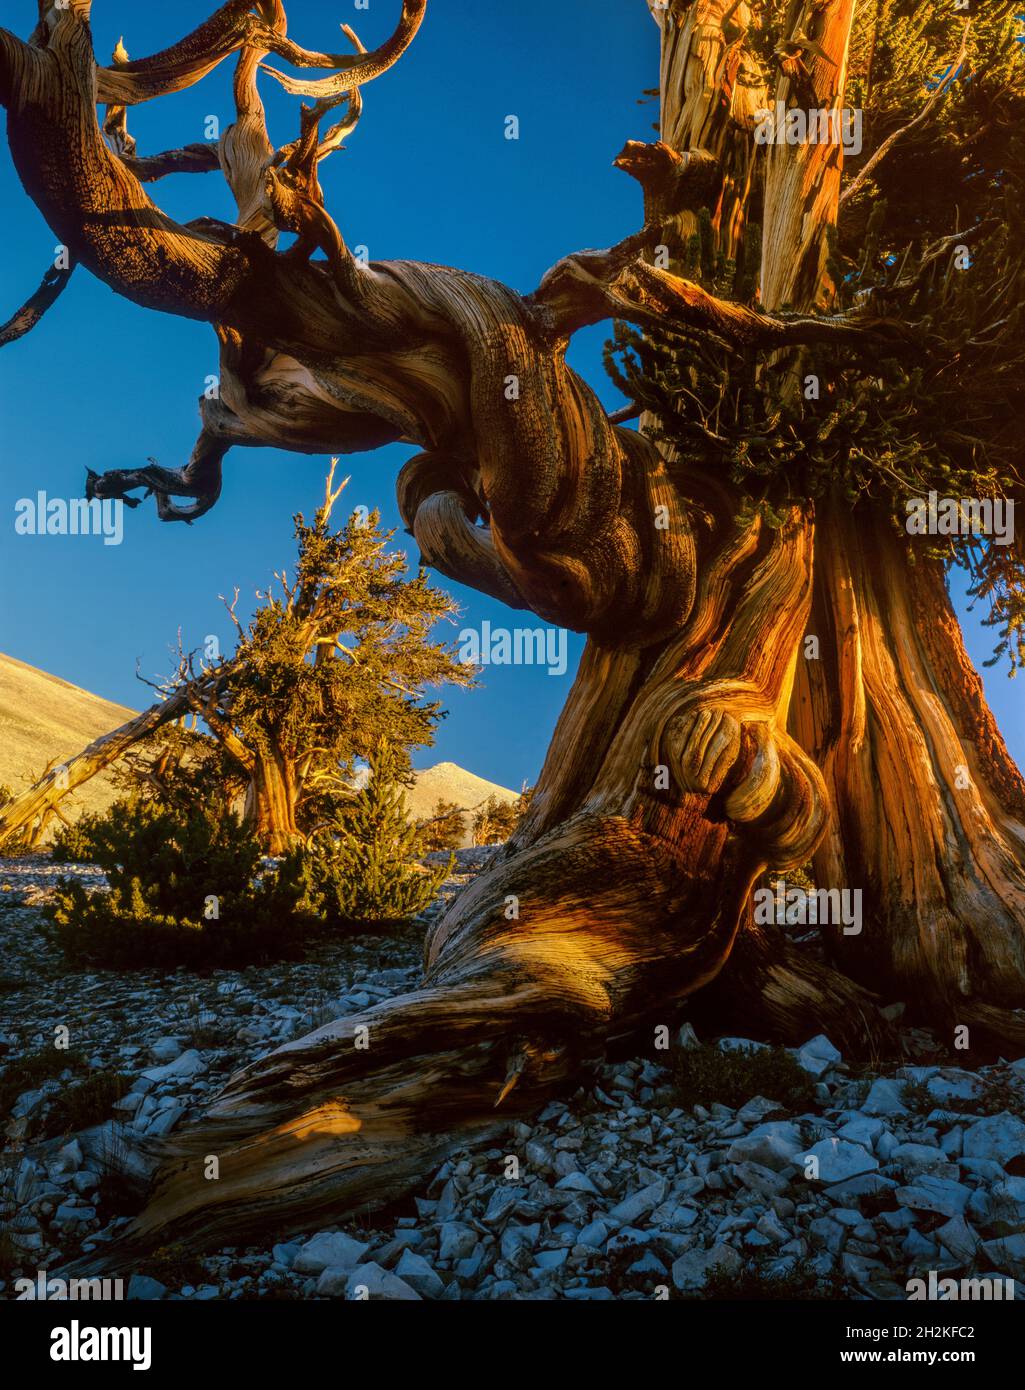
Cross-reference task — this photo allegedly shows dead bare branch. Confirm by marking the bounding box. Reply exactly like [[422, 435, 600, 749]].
[[0, 261, 73, 348], [256, 0, 426, 99], [122, 144, 223, 182]]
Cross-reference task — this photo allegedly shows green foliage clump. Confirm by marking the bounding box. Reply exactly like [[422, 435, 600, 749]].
[[0, 1047, 89, 1118], [471, 794, 519, 846], [702, 1259, 848, 1300], [671, 1043, 817, 1112], [417, 798, 466, 853], [43, 1069, 128, 1138], [49, 815, 103, 863], [293, 744, 452, 928], [48, 875, 305, 972], [60, 794, 261, 911], [45, 798, 306, 970], [605, 4, 1025, 670]]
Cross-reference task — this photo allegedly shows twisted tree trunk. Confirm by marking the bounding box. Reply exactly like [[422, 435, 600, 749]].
[[0, 0, 1017, 1266], [792, 510, 1025, 1050], [244, 751, 301, 855], [64, 0, 864, 1265]]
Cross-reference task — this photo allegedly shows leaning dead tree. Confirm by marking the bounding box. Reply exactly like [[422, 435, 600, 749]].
[[3, 0, 1024, 1261], [0, 461, 471, 855], [0, 657, 241, 849]]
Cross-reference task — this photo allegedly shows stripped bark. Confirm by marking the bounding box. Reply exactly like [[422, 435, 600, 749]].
[[791, 512, 1025, 1051], [0, 1, 1015, 1263], [646, 0, 897, 1043]]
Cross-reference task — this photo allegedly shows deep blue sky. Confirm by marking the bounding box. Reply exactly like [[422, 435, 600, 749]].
[[0, 0, 1020, 787]]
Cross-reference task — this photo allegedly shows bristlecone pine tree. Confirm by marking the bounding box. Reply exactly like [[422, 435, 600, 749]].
[[0, 466, 471, 854], [2, 0, 1023, 1263], [417, 799, 466, 853], [296, 741, 453, 926], [171, 465, 472, 854], [471, 794, 520, 847]]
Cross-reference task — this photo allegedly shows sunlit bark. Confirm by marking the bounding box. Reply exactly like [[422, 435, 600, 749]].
[[0, 1, 1017, 1262]]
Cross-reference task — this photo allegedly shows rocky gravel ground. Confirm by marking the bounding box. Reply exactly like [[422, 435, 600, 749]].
[[3, 852, 1025, 1301]]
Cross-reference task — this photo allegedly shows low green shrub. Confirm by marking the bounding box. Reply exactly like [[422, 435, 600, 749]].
[[291, 743, 452, 928], [54, 796, 262, 909], [46, 874, 307, 971], [44, 799, 308, 970], [43, 1069, 128, 1137], [49, 814, 106, 863], [671, 1042, 818, 1112], [0, 1047, 89, 1117]]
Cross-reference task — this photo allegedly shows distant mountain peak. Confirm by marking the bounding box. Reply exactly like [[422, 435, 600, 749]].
[[0, 652, 522, 847]]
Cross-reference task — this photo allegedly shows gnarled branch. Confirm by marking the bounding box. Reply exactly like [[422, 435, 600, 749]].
[[0, 259, 73, 347]]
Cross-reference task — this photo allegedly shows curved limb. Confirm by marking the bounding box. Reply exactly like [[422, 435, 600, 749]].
[[531, 235, 915, 353], [121, 145, 223, 182], [255, 0, 426, 99], [86, 430, 229, 525], [396, 452, 528, 610], [217, 4, 285, 244], [92, 0, 425, 106], [0, 259, 73, 346]]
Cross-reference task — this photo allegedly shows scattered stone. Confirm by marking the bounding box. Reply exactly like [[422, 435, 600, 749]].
[[735, 1096, 784, 1124], [140, 1049, 207, 1083], [804, 1138, 879, 1185], [438, 1222, 476, 1263], [293, 1231, 371, 1275], [127, 1276, 167, 1301], [395, 1250, 444, 1297], [345, 1263, 422, 1301], [671, 1242, 742, 1292], [794, 1035, 841, 1078], [890, 1142, 950, 1176], [824, 1173, 898, 1206], [727, 1122, 803, 1172], [896, 1176, 972, 1218], [935, 1216, 979, 1264], [148, 1037, 185, 1065], [555, 1172, 599, 1194], [963, 1116, 1025, 1169], [981, 1233, 1025, 1281], [836, 1117, 884, 1149], [607, 1179, 666, 1225], [925, 1070, 981, 1105], [862, 1079, 909, 1116]]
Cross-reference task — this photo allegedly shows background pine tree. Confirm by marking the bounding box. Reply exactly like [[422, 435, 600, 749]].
[[294, 742, 453, 927], [417, 798, 466, 853]]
